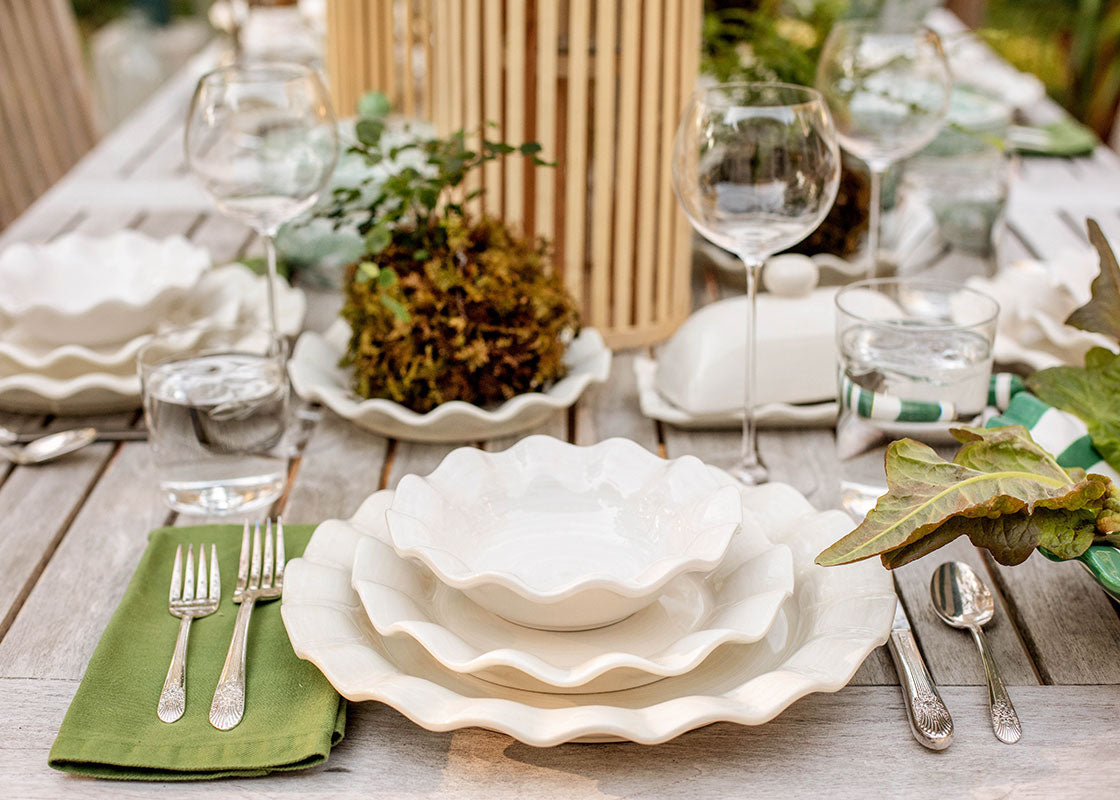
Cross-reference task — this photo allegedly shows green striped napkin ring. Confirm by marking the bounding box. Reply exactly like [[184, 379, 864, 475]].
[[840, 373, 1026, 423]]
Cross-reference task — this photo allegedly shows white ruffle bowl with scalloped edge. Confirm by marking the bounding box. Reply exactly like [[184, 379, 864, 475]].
[[0, 231, 211, 347], [281, 479, 895, 745], [353, 489, 792, 693], [287, 322, 611, 443], [384, 436, 743, 630]]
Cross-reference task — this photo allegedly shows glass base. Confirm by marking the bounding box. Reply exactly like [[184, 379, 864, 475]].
[[162, 473, 285, 516], [729, 459, 769, 486]]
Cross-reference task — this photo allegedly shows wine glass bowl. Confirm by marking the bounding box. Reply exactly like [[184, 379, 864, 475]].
[[185, 62, 338, 332], [672, 83, 840, 484]]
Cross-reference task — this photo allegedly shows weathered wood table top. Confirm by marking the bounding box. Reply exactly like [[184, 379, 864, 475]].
[[2, 40, 1120, 800]]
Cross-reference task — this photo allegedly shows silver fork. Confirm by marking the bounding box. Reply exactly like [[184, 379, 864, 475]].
[[209, 519, 285, 730], [158, 543, 220, 723]]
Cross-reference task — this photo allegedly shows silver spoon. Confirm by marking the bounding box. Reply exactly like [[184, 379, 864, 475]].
[[0, 426, 98, 465], [930, 561, 1022, 744]]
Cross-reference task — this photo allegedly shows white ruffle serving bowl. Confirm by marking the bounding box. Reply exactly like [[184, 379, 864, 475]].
[[282, 480, 895, 744], [287, 321, 611, 443], [353, 489, 793, 693], [384, 437, 743, 630], [0, 231, 211, 347]]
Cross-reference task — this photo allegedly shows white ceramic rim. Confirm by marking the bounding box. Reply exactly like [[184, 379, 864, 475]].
[[385, 436, 742, 602]]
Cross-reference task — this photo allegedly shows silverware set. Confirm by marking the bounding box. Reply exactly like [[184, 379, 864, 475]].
[[157, 519, 285, 730], [889, 559, 1022, 750]]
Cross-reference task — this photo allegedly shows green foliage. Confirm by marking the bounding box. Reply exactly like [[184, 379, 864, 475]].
[[330, 92, 578, 412], [816, 426, 1117, 569], [340, 216, 579, 412]]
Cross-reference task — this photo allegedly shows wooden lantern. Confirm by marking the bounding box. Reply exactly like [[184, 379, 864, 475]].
[[326, 0, 703, 348]]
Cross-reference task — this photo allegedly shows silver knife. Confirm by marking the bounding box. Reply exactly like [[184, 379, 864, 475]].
[[887, 596, 954, 750]]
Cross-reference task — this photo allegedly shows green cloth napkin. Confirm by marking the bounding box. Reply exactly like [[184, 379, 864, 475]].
[[1011, 119, 1098, 157], [49, 524, 346, 781]]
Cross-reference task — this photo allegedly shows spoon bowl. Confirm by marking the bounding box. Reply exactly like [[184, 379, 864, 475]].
[[930, 560, 995, 628], [0, 427, 98, 465]]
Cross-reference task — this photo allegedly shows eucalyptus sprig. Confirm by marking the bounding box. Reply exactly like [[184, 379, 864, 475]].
[[323, 92, 550, 322]]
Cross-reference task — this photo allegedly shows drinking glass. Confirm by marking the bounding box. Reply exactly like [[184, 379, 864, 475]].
[[673, 82, 841, 485], [185, 62, 338, 334], [835, 278, 999, 463], [815, 20, 952, 278], [139, 326, 290, 515]]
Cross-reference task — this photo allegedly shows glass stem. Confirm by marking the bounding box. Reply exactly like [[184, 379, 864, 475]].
[[737, 254, 767, 485], [263, 232, 280, 336], [867, 167, 883, 279]]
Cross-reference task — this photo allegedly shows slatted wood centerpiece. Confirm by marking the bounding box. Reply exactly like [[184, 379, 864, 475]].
[[325, 0, 703, 348]]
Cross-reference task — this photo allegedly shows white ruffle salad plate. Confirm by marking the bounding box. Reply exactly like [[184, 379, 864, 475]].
[[354, 488, 792, 693], [0, 264, 305, 414], [385, 437, 743, 630], [282, 479, 894, 745], [0, 231, 211, 347], [288, 321, 611, 443]]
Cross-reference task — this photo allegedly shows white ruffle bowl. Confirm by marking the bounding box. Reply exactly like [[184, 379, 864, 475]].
[[384, 436, 743, 630], [288, 321, 611, 443], [0, 231, 211, 347]]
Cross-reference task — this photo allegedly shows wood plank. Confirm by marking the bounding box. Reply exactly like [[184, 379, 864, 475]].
[[572, 350, 659, 451], [482, 0, 504, 215], [588, 0, 617, 330], [609, 5, 641, 330], [532, 0, 559, 245], [504, 0, 527, 230], [7, 681, 1120, 797], [463, 0, 484, 217], [561, 0, 591, 305], [633, 0, 663, 328]]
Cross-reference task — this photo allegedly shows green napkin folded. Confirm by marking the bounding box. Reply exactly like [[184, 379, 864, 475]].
[[49, 524, 345, 781], [1010, 119, 1098, 157]]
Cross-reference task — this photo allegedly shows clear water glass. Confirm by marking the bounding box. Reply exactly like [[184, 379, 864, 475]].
[[139, 327, 290, 516], [185, 62, 338, 334], [816, 21, 951, 277], [673, 82, 840, 484], [835, 278, 999, 461]]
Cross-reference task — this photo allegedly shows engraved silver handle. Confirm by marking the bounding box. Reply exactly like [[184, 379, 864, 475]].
[[970, 625, 1022, 744], [887, 627, 954, 750], [157, 616, 192, 723], [209, 597, 256, 730]]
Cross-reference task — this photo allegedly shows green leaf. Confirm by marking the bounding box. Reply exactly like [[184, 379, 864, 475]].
[[815, 427, 1110, 568], [357, 91, 392, 119], [412, 249, 430, 261], [379, 294, 411, 323], [518, 142, 543, 155], [1065, 218, 1120, 341], [355, 118, 385, 148], [1028, 346, 1120, 473], [355, 260, 379, 284], [377, 266, 398, 288], [365, 225, 392, 254]]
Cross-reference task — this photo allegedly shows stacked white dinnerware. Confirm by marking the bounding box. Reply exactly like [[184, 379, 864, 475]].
[[283, 436, 896, 743], [0, 231, 305, 413]]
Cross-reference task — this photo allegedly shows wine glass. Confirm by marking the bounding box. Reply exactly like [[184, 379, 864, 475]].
[[815, 20, 952, 278], [185, 62, 338, 334], [673, 83, 841, 485]]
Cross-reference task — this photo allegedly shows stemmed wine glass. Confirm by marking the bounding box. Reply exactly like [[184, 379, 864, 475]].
[[673, 83, 841, 485], [185, 62, 339, 334], [815, 20, 952, 278]]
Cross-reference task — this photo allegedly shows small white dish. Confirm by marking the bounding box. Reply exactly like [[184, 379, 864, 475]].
[[288, 322, 611, 443], [0, 264, 305, 414], [0, 231, 211, 347], [353, 489, 793, 693], [633, 357, 837, 429], [282, 479, 894, 745], [385, 437, 742, 630]]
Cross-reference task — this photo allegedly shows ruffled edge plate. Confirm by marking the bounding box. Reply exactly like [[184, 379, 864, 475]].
[[288, 321, 612, 442], [353, 488, 793, 692], [282, 479, 894, 745]]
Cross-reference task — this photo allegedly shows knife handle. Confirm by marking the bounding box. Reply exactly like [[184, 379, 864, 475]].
[[887, 626, 954, 750]]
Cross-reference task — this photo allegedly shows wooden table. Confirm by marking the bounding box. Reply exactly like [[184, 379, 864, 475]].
[[3, 41, 1120, 800]]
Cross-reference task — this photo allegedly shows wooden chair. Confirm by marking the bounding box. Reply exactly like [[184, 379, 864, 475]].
[[0, 0, 97, 230]]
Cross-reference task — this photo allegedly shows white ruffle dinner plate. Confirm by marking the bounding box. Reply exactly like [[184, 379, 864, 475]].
[[288, 321, 612, 442], [0, 231, 211, 347], [353, 489, 792, 693], [0, 265, 306, 414], [634, 357, 837, 429], [282, 480, 894, 745]]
